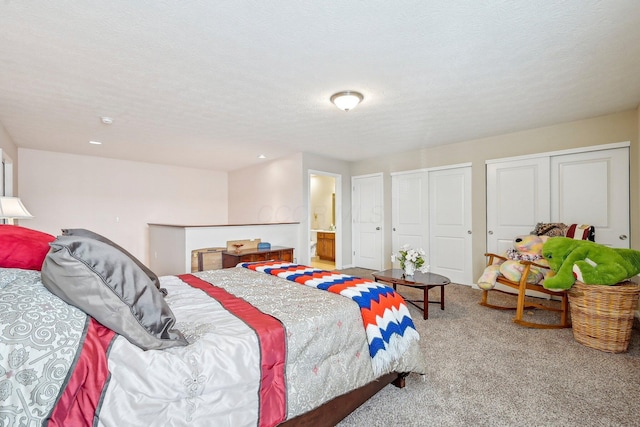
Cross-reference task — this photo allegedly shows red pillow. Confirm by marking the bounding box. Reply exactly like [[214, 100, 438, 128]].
[[0, 225, 55, 270]]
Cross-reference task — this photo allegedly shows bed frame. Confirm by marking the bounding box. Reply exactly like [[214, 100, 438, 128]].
[[279, 372, 408, 426]]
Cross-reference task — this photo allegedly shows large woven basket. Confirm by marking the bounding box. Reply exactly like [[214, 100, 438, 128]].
[[568, 281, 640, 353]]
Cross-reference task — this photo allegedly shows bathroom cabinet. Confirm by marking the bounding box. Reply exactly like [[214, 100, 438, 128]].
[[316, 232, 335, 261]]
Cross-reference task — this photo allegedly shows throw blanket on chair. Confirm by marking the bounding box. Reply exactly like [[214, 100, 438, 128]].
[[241, 261, 419, 375]]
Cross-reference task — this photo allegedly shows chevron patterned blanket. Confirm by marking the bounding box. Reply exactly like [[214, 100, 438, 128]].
[[241, 261, 419, 375]]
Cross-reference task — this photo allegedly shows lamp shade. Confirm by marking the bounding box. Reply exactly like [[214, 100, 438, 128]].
[[330, 91, 363, 111], [0, 197, 33, 224]]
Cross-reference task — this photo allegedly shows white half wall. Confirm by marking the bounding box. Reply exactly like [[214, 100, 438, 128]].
[[18, 148, 228, 265], [149, 223, 300, 276]]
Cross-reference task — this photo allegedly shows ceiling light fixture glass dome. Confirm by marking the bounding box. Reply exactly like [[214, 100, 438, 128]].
[[330, 91, 363, 111]]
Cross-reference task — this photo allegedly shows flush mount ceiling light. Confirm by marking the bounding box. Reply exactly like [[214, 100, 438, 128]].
[[330, 91, 363, 112]]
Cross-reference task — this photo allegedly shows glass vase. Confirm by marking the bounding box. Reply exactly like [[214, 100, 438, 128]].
[[403, 262, 416, 277]]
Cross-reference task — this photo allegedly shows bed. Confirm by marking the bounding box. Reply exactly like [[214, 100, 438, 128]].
[[0, 226, 426, 426]]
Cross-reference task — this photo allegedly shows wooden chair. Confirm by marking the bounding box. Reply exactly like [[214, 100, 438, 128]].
[[479, 253, 571, 329]]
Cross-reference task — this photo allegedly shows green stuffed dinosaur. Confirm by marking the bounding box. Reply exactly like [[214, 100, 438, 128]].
[[542, 237, 640, 290]]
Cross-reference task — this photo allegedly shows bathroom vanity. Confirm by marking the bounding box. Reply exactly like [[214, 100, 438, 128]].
[[316, 231, 335, 261]]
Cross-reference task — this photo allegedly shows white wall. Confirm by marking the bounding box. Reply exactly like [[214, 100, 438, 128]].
[[227, 153, 304, 264], [228, 153, 304, 224], [18, 148, 228, 265]]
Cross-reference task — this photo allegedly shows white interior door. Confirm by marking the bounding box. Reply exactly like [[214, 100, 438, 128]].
[[429, 166, 473, 285], [486, 158, 550, 254], [352, 173, 383, 270], [392, 171, 428, 260], [551, 147, 629, 248]]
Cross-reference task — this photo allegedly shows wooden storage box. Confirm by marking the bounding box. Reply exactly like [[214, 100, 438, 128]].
[[191, 247, 225, 272]]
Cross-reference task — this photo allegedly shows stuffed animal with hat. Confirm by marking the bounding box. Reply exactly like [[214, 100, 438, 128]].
[[477, 234, 551, 291], [542, 237, 640, 290]]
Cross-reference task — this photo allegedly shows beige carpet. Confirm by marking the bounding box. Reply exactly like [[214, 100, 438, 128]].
[[335, 268, 640, 427]]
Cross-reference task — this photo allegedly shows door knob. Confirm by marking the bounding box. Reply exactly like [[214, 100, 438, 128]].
[[488, 231, 493, 235], [393, 227, 396, 231], [620, 234, 628, 240], [467, 230, 472, 234], [376, 227, 381, 230]]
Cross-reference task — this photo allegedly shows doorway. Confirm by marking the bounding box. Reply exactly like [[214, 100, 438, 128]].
[[0, 150, 13, 197], [0, 150, 14, 225], [309, 172, 339, 270], [352, 173, 384, 270]]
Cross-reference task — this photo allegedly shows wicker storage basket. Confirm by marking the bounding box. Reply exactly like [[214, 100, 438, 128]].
[[568, 281, 640, 353]]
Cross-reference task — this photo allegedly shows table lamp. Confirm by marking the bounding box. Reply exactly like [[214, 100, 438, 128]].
[[0, 196, 34, 224]]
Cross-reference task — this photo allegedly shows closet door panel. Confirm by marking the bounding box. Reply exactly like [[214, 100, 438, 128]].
[[429, 167, 472, 285], [391, 171, 429, 261], [486, 158, 550, 254], [551, 147, 629, 248]]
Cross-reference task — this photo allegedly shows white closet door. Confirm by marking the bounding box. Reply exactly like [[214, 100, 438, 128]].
[[486, 158, 550, 254], [391, 171, 429, 260], [352, 173, 384, 270], [551, 147, 629, 248], [429, 166, 473, 285]]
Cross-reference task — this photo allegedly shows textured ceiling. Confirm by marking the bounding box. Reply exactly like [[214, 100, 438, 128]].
[[1, 1, 639, 171]]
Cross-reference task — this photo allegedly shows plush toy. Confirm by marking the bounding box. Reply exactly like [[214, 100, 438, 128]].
[[477, 234, 551, 291], [542, 237, 640, 290], [530, 222, 568, 238]]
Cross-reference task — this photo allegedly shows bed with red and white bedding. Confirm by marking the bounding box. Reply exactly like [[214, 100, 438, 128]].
[[1, 262, 426, 426]]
